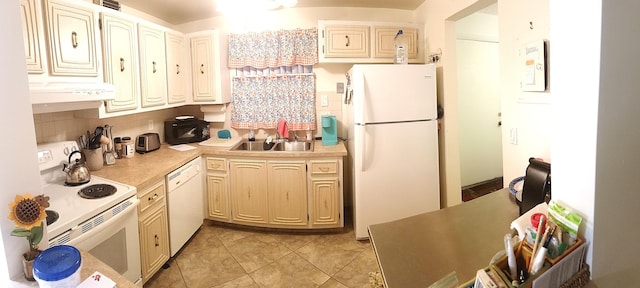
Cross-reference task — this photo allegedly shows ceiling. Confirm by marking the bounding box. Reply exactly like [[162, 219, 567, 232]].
[[116, 0, 427, 25]]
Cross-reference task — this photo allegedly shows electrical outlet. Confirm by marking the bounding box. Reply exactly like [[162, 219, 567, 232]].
[[321, 95, 329, 107], [510, 128, 518, 145]]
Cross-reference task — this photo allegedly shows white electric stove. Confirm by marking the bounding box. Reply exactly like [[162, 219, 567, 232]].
[[37, 141, 142, 285]]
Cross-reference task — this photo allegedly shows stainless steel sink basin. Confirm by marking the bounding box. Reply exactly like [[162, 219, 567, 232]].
[[232, 140, 314, 152], [273, 141, 314, 152], [234, 141, 269, 151]]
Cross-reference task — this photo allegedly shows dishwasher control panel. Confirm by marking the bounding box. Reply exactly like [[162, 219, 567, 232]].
[[167, 157, 202, 191]]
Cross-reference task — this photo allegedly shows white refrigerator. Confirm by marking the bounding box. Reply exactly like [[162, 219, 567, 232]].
[[344, 64, 440, 239]]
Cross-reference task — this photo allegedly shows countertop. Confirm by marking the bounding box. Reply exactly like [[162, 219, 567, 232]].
[[92, 140, 347, 189], [10, 249, 136, 287], [368, 189, 519, 287]]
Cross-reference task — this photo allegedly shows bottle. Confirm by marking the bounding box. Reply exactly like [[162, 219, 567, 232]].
[[394, 29, 408, 65], [248, 130, 255, 142]]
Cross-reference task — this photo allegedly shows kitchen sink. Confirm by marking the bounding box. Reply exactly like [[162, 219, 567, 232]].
[[234, 141, 269, 151], [273, 141, 314, 152], [232, 140, 314, 152]]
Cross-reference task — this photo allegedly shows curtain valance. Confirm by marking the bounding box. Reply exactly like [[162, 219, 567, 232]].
[[228, 28, 318, 68]]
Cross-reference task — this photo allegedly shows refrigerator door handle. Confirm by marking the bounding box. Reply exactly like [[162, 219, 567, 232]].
[[359, 124, 367, 172]]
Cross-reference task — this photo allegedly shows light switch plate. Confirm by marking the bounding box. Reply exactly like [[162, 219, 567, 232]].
[[321, 95, 328, 107], [337, 82, 344, 94]]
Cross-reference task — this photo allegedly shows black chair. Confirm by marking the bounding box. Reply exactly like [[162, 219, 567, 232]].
[[519, 158, 551, 215]]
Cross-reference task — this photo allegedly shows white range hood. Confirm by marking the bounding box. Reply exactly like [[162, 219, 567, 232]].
[[30, 82, 116, 114]]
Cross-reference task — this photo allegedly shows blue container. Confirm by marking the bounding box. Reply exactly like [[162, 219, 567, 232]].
[[321, 115, 338, 146], [33, 245, 82, 286]]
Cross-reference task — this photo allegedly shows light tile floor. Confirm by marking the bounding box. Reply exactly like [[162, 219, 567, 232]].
[[144, 220, 379, 288]]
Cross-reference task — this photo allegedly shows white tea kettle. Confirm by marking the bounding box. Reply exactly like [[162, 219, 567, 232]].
[[62, 150, 91, 185]]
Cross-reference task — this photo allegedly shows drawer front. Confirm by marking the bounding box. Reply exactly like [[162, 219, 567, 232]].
[[206, 157, 227, 172], [310, 160, 338, 176], [138, 180, 166, 214]]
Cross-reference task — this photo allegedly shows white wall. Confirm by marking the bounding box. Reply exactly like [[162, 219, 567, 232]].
[[1, 0, 44, 281], [552, 0, 640, 285]]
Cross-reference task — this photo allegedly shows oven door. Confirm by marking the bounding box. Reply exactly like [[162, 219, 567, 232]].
[[50, 197, 142, 286]]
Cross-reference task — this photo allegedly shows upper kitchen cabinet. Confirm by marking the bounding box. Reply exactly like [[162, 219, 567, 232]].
[[165, 31, 187, 104], [373, 26, 419, 60], [100, 12, 139, 112], [138, 24, 168, 108], [21, 0, 45, 74], [321, 24, 370, 59], [189, 30, 231, 104], [318, 20, 424, 64], [43, 0, 99, 76]]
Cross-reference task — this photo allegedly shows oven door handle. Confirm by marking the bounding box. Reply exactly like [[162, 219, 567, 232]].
[[68, 198, 140, 245]]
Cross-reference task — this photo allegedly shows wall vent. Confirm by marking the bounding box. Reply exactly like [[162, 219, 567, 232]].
[[94, 0, 121, 11]]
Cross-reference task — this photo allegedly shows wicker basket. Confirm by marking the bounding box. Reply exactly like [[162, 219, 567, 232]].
[[560, 264, 591, 288]]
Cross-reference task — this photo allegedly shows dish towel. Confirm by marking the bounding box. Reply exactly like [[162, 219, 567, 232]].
[[277, 119, 289, 139]]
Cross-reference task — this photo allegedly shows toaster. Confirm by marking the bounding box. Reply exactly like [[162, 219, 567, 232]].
[[136, 133, 161, 153]]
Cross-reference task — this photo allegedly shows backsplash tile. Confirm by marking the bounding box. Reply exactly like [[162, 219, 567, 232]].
[[33, 106, 203, 144]]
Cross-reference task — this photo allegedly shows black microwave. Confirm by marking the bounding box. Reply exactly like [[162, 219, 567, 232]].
[[164, 117, 210, 144]]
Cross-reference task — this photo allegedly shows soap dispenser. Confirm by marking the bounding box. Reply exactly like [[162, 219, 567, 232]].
[[248, 130, 255, 141]]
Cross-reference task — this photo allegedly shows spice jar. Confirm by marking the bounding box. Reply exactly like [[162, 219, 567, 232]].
[[122, 137, 135, 158], [114, 137, 122, 159]]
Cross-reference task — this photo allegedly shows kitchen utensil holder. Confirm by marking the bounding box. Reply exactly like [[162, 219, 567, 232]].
[[83, 147, 103, 171]]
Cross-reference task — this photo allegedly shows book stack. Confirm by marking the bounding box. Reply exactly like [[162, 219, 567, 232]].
[[94, 0, 120, 11]]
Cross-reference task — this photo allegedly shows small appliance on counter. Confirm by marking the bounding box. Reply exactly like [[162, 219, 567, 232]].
[[136, 132, 161, 153], [321, 115, 338, 146], [164, 116, 210, 145]]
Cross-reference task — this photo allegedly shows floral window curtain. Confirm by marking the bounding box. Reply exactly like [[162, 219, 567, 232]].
[[231, 72, 316, 131], [228, 28, 318, 68], [229, 28, 318, 131]]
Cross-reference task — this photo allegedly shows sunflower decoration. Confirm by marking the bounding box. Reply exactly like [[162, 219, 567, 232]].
[[8, 193, 49, 261]]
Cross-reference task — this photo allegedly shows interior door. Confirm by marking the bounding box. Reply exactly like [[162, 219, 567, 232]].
[[456, 38, 503, 187]]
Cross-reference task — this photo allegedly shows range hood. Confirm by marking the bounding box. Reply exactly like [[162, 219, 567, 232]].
[[30, 82, 116, 114]]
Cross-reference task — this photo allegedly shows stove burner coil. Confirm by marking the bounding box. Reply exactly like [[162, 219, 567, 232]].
[[78, 184, 117, 199], [45, 210, 59, 226]]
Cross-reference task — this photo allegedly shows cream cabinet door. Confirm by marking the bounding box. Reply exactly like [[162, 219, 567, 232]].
[[229, 159, 268, 225], [21, 0, 44, 74], [189, 30, 230, 104], [267, 161, 308, 227], [139, 204, 169, 283], [165, 32, 187, 104], [207, 174, 230, 221], [138, 24, 167, 108], [101, 13, 139, 112], [373, 27, 419, 59], [308, 160, 343, 228], [44, 0, 98, 76], [137, 179, 169, 284], [206, 157, 230, 221], [322, 25, 370, 58]]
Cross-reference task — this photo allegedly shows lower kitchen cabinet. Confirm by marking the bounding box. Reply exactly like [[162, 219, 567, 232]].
[[212, 155, 343, 230], [137, 179, 169, 284], [205, 157, 230, 221], [268, 160, 308, 227], [308, 160, 343, 227], [229, 159, 268, 225]]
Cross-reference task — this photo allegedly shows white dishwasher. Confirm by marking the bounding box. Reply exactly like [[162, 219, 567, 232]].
[[166, 156, 204, 257]]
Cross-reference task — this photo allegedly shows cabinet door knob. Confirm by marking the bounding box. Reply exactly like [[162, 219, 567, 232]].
[[71, 31, 78, 48], [200, 64, 205, 74], [345, 35, 350, 47], [152, 61, 157, 73], [176, 64, 180, 75], [154, 234, 160, 247], [120, 58, 125, 72]]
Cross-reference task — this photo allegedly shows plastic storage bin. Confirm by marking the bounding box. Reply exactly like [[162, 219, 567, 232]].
[[33, 245, 82, 288]]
